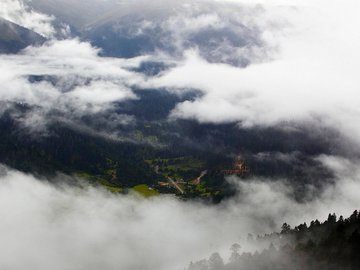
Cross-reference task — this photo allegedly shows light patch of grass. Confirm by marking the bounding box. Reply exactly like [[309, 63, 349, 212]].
[[132, 184, 160, 198]]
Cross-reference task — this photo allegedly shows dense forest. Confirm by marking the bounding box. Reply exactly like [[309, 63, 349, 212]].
[[188, 211, 360, 270], [0, 89, 337, 201]]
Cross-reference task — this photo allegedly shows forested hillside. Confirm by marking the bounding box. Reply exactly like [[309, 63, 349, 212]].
[[189, 211, 360, 270]]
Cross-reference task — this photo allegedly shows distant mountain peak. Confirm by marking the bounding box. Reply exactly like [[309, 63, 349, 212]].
[[0, 17, 46, 54]]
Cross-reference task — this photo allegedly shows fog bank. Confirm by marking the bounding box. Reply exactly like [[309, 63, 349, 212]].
[[1, 155, 360, 270]]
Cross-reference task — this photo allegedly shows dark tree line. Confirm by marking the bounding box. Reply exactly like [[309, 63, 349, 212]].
[[189, 210, 360, 270]]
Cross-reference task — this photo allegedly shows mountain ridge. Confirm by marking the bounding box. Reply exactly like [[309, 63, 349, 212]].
[[0, 17, 46, 54]]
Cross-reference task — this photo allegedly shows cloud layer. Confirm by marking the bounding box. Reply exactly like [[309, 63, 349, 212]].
[[1, 2, 360, 268], [143, 0, 360, 145], [0, 39, 147, 133], [2, 0, 359, 148], [0, 0, 56, 37], [1, 154, 360, 270], [88, 0, 270, 66]]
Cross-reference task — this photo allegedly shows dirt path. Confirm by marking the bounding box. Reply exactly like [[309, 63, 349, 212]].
[[192, 170, 208, 185], [167, 177, 185, 194]]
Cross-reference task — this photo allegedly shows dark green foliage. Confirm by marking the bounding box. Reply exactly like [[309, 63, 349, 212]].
[[189, 210, 360, 270], [0, 112, 161, 187], [0, 90, 343, 200]]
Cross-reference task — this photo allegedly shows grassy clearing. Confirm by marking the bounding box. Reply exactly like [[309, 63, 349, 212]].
[[132, 184, 160, 198]]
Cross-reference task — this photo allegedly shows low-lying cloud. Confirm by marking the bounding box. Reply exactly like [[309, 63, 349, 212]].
[[0, 0, 56, 37], [97, 0, 270, 66], [0, 39, 147, 133], [1, 2, 360, 268], [145, 0, 360, 145], [2, 0, 358, 149], [1, 154, 360, 270]]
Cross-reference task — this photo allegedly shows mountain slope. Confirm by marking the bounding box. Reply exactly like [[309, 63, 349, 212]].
[[25, 0, 117, 30], [0, 17, 45, 54]]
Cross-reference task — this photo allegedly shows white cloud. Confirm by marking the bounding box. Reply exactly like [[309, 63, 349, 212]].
[[1, 0, 358, 147], [0, 155, 360, 270], [68, 81, 136, 110], [60, 0, 269, 66], [0, 2, 357, 268], [0, 39, 146, 131], [144, 0, 360, 145], [0, 0, 55, 37]]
